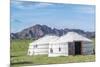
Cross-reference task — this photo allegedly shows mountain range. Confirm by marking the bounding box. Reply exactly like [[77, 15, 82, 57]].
[[11, 24, 95, 39]]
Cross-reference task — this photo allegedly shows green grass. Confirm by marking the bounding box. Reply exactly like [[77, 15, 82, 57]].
[[10, 39, 95, 67]]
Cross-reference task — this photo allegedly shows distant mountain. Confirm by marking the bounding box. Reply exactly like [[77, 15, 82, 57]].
[[10, 24, 95, 39]]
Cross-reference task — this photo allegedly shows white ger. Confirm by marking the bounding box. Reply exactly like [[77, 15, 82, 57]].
[[27, 32, 93, 57], [49, 32, 93, 57], [27, 35, 59, 56]]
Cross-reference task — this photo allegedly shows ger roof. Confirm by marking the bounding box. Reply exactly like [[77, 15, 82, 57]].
[[52, 32, 92, 43], [30, 35, 59, 45]]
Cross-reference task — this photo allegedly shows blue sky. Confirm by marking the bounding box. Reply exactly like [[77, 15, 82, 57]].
[[11, 1, 95, 33]]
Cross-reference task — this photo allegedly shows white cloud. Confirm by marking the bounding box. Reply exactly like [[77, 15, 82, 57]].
[[20, 0, 95, 5], [11, 0, 54, 9], [33, 3, 53, 8], [11, 0, 25, 9]]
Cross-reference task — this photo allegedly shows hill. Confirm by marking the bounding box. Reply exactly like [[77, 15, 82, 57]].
[[11, 24, 95, 39]]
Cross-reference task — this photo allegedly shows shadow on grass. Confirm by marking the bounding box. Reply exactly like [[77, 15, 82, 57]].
[[10, 56, 19, 58], [11, 61, 33, 65], [10, 54, 25, 58]]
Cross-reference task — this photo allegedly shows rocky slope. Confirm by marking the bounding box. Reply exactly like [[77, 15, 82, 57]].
[[11, 24, 95, 39]]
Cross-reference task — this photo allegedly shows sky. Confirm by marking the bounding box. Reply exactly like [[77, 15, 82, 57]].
[[11, 0, 95, 33]]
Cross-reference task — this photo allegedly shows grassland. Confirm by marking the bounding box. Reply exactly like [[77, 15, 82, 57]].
[[10, 39, 95, 67]]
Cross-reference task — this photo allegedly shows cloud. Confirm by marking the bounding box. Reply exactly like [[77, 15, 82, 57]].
[[11, 0, 25, 9], [11, 0, 54, 9], [33, 2, 54, 8]]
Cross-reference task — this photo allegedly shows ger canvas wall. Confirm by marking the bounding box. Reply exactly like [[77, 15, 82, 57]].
[[82, 42, 94, 55], [48, 43, 68, 57]]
